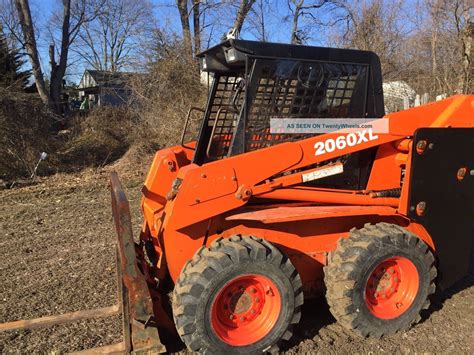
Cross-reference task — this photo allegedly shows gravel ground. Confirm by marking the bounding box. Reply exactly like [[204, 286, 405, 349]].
[[0, 171, 473, 353]]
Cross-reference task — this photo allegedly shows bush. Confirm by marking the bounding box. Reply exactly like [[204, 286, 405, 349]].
[[129, 43, 207, 148], [0, 43, 207, 182], [0, 88, 59, 180], [59, 107, 137, 170]]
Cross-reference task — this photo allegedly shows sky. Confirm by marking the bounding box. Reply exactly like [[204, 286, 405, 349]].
[[20, 0, 417, 84], [29, 0, 346, 83]]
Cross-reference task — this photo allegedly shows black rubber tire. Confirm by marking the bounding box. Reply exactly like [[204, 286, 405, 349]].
[[172, 235, 303, 354], [324, 222, 437, 338]]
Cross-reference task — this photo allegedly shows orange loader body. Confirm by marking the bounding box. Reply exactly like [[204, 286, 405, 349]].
[[140, 95, 471, 291], [110, 40, 473, 353]]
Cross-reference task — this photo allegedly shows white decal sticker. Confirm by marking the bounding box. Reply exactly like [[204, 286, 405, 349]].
[[302, 163, 344, 182], [314, 129, 379, 156]]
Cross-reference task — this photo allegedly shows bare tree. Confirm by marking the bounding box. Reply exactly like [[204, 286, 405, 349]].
[[13, 0, 49, 104], [75, 0, 154, 72], [246, 0, 269, 41], [425, 0, 443, 93], [176, 0, 251, 57], [0, 0, 23, 49], [192, 0, 201, 53], [48, 0, 102, 113], [289, 0, 305, 44], [287, 0, 336, 44], [12, 0, 101, 112], [233, 0, 256, 35], [176, 0, 193, 58], [405, 0, 472, 96], [454, 0, 472, 93], [335, 0, 407, 79]]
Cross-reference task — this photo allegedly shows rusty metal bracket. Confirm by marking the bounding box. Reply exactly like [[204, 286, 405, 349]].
[[110, 172, 166, 354]]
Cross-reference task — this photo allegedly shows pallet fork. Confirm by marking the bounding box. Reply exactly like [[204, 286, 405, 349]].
[[110, 172, 167, 353], [0, 173, 166, 354]]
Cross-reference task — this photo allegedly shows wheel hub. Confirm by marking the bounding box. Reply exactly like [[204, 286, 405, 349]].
[[368, 266, 401, 298], [211, 274, 281, 346], [365, 256, 419, 319]]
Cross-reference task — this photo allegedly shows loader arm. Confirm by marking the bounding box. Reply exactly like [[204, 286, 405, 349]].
[[164, 95, 473, 231]]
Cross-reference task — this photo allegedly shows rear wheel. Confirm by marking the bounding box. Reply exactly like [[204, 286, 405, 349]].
[[172, 235, 303, 353], [324, 222, 436, 337]]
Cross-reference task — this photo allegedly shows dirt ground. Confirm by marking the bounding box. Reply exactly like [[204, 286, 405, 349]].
[[0, 170, 473, 354]]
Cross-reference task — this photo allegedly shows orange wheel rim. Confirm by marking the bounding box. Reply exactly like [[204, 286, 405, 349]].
[[211, 274, 282, 346], [365, 256, 419, 319]]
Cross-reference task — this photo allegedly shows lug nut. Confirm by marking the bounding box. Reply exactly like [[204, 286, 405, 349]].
[[457, 167, 467, 181], [229, 314, 235, 320], [240, 316, 246, 321], [266, 286, 274, 296], [416, 140, 427, 154], [416, 201, 426, 216], [251, 287, 257, 293]]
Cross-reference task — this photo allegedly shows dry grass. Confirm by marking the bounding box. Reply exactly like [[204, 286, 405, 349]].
[[59, 107, 137, 171], [0, 88, 60, 180], [1, 45, 206, 183]]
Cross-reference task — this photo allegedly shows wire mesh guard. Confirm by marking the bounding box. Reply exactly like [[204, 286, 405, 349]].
[[207, 60, 368, 160], [206, 75, 245, 159]]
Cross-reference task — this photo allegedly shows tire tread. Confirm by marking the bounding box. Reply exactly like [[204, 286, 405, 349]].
[[324, 223, 436, 338]]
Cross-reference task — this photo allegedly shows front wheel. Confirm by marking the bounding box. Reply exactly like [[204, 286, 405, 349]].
[[324, 222, 436, 338], [172, 235, 303, 353]]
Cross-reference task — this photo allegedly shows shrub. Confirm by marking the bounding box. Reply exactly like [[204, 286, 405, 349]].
[[0, 88, 59, 179], [129, 43, 207, 148], [59, 107, 137, 170]]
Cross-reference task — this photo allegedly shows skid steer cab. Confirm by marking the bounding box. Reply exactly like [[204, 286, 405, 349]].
[[110, 39, 474, 353]]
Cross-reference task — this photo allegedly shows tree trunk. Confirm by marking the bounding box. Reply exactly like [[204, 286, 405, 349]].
[[258, 0, 266, 41], [290, 0, 303, 44], [430, 26, 438, 93], [193, 0, 201, 54], [176, 0, 193, 59], [233, 0, 256, 35], [460, 5, 472, 93], [49, 0, 72, 114], [14, 0, 50, 106]]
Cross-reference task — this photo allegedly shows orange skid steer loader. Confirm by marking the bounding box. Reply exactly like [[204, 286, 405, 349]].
[[110, 40, 474, 353]]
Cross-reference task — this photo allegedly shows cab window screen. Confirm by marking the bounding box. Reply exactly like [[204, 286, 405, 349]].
[[197, 59, 369, 162], [245, 59, 368, 151]]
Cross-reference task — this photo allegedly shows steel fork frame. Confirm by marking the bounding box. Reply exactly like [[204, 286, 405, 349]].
[[0, 173, 166, 354]]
